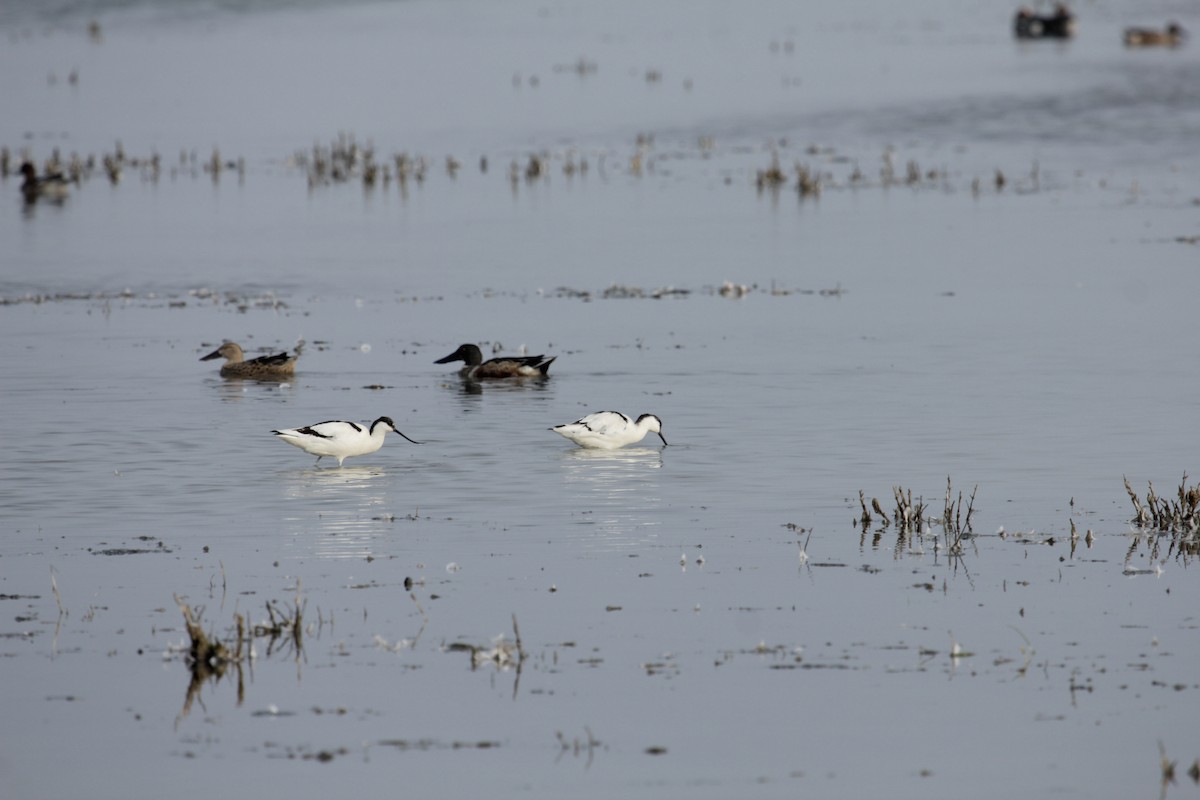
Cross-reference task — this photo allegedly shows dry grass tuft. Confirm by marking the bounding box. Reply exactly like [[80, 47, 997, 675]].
[[172, 581, 310, 724], [1124, 474, 1200, 535]]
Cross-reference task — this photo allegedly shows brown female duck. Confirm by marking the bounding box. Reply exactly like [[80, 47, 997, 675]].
[[201, 341, 299, 379], [1123, 22, 1186, 47]]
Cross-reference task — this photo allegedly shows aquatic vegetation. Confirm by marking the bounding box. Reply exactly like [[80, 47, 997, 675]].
[[796, 163, 821, 197], [524, 153, 548, 181], [172, 583, 310, 723], [754, 155, 820, 196], [854, 479, 977, 564], [1124, 474, 1200, 535], [556, 727, 603, 767], [1120, 475, 1200, 573], [6, 128, 1064, 213], [857, 477, 976, 538], [5, 139, 242, 193], [377, 738, 501, 754], [755, 155, 787, 190], [172, 595, 238, 724], [597, 283, 691, 299]]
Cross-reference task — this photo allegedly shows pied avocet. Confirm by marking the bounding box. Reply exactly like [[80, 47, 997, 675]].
[[272, 416, 420, 466], [551, 411, 667, 450]]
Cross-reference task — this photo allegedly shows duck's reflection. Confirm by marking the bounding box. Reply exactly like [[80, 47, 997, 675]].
[[441, 373, 554, 401], [211, 376, 297, 404]]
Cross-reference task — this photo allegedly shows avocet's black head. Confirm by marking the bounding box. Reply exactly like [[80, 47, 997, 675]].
[[636, 413, 668, 446], [434, 343, 483, 366], [374, 416, 421, 444]]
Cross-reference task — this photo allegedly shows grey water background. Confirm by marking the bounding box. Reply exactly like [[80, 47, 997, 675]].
[[3, 0, 1200, 797]]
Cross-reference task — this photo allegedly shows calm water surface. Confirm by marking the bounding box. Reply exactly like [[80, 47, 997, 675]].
[[2, 1, 1199, 798]]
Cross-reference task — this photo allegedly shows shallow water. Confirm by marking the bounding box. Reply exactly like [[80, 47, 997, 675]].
[[3, 1, 1200, 798]]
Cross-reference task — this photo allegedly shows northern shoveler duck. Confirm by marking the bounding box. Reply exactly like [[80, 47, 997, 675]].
[[435, 343, 556, 379], [200, 341, 299, 379], [1013, 5, 1075, 39], [272, 417, 420, 467], [551, 411, 667, 450], [1123, 22, 1186, 47], [19, 162, 70, 204]]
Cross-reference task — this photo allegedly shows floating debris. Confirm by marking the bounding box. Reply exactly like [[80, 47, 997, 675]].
[[556, 727, 602, 767], [948, 631, 974, 660], [553, 57, 598, 76], [718, 281, 749, 298], [444, 614, 526, 672]]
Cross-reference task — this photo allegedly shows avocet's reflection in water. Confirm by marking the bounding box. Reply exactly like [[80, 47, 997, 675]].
[[279, 465, 397, 559], [558, 447, 664, 549]]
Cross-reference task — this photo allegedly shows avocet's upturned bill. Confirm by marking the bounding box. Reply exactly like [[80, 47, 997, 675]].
[[435, 343, 556, 379], [272, 416, 420, 466], [551, 411, 667, 450]]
